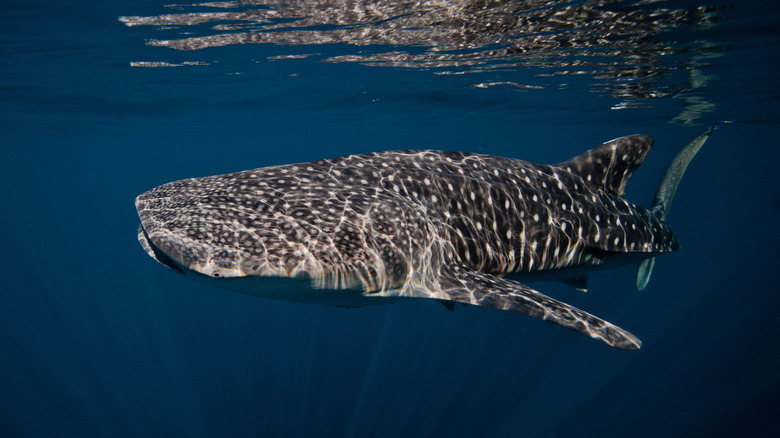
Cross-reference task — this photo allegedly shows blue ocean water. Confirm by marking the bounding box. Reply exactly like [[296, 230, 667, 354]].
[[1, 1, 779, 437]]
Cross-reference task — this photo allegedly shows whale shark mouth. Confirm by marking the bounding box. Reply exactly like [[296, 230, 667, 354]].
[[137, 224, 185, 275]]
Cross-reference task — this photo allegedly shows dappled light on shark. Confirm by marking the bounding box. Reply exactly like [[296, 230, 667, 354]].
[[136, 127, 718, 350]]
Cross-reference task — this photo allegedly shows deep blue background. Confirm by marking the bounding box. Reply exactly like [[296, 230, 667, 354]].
[[1, 1, 779, 437]]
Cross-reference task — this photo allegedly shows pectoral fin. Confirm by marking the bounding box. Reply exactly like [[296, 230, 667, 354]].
[[437, 265, 641, 350]]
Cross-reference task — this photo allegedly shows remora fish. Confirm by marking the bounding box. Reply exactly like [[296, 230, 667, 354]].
[[136, 128, 716, 349]]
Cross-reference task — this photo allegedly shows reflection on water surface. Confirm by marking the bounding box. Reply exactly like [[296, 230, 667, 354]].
[[120, 0, 725, 121]]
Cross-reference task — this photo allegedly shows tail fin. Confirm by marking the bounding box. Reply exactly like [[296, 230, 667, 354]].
[[651, 125, 720, 220], [636, 258, 655, 291], [636, 124, 722, 290]]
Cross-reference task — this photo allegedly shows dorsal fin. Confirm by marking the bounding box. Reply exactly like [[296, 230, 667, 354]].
[[557, 135, 653, 196]]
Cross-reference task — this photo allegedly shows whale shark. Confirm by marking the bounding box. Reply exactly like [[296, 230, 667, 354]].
[[136, 127, 716, 349]]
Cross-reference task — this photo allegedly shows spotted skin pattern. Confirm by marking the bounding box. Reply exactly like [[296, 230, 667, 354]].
[[137, 135, 686, 350]]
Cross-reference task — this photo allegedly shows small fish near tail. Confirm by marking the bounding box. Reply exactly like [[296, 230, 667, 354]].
[[636, 124, 725, 290]]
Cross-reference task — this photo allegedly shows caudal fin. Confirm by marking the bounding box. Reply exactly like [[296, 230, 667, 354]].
[[636, 124, 722, 291], [651, 124, 720, 220]]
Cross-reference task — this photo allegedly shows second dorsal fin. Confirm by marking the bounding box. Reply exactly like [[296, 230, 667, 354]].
[[557, 135, 653, 196]]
